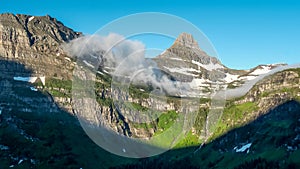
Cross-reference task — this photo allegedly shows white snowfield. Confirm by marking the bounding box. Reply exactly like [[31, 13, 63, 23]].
[[224, 65, 274, 84], [192, 60, 224, 71], [13, 76, 46, 86], [225, 63, 300, 99], [250, 65, 272, 75], [163, 66, 201, 76], [186, 63, 300, 99], [189, 78, 211, 88], [224, 73, 240, 83], [13, 77, 37, 83], [28, 16, 35, 22], [169, 57, 185, 61]]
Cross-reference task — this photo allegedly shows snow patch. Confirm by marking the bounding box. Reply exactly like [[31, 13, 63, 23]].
[[234, 143, 252, 152], [225, 63, 297, 99], [103, 69, 109, 74], [18, 159, 24, 165], [14, 77, 37, 83], [14, 76, 45, 86], [30, 87, 38, 91], [40, 76, 46, 86], [250, 65, 272, 75], [240, 75, 257, 81], [97, 71, 104, 75], [83, 60, 95, 68], [192, 60, 223, 71], [164, 66, 201, 76], [28, 16, 35, 22], [224, 73, 239, 83], [224, 65, 273, 84], [189, 78, 211, 89], [169, 57, 185, 61]]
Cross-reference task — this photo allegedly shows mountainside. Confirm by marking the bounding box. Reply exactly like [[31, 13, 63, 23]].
[[111, 68, 300, 168], [154, 33, 225, 82], [0, 13, 81, 79], [0, 13, 299, 168], [153, 33, 285, 95], [113, 99, 300, 169]]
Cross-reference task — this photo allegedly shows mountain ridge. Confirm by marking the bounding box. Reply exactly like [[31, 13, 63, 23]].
[[0, 13, 81, 78], [0, 13, 299, 168]]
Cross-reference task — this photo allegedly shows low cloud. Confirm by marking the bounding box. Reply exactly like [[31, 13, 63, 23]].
[[63, 33, 188, 95]]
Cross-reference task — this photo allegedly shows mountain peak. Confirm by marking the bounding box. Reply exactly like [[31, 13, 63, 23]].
[[0, 13, 82, 78], [174, 32, 199, 49]]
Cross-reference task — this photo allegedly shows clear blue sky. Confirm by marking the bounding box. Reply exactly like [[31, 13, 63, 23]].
[[1, 0, 299, 69]]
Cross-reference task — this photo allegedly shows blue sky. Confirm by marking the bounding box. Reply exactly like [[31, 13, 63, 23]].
[[1, 0, 299, 69]]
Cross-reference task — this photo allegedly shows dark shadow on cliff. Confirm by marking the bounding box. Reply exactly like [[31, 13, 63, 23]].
[[111, 100, 300, 169], [0, 58, 137, 169]]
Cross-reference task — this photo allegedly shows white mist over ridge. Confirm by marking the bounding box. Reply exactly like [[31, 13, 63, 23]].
[[63, 32, 300, 101], [63, 33, 194, 96], [225, 63, 300, 99]]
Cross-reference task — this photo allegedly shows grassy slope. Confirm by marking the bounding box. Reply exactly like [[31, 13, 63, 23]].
[[112, 68, 300, 169]]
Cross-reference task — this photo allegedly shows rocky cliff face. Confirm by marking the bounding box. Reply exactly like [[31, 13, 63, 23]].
[[72, 72, 201, 138], [174, 33, 200, 49], [0, 13, 81, 78], [240, 70, 300, 111]]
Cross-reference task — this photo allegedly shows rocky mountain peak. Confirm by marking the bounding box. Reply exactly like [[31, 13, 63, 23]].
[[173, 32, 199, 49], [0, 13, 82, 78], [164, 32, 221, 66], [0, 13, 82, 48], [153, 32, 224, 83]]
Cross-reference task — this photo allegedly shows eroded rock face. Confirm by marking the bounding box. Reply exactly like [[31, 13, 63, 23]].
[[153, 32, 225, 83], [244, 71, 299, 102], [0, 13, 81, 78], [174, 32, 199, 49]]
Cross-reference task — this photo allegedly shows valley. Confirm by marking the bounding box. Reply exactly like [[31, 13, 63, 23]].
[[0, 13, 299, 168]]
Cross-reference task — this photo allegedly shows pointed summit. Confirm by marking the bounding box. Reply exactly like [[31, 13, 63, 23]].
[[174, 32, 199, 49]]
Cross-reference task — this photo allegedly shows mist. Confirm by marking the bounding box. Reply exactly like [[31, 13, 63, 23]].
[[225, 63, 300, 99], [62, 33, 189, 96]]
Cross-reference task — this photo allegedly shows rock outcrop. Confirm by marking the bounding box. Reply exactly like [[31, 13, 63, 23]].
[[174, 32, 199, 49]]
